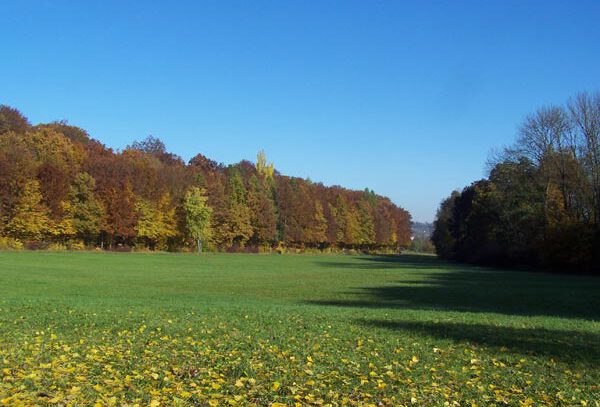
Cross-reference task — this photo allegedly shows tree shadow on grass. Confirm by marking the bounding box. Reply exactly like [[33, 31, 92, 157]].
[[318, 254, 465, 271], [312, 255, 600, 320], [359, 319, 600, 368]]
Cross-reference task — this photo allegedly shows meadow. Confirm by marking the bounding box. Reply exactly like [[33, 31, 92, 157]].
[[0, 252, 598, 406]]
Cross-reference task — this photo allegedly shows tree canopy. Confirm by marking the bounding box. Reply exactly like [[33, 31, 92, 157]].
[[432, 91, 600, 274], [0, 109, 411, 252]]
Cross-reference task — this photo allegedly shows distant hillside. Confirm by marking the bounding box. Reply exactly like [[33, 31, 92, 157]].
[[412, 221, 433, 238]]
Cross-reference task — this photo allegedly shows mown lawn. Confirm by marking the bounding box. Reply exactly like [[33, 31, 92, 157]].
[[0, 252, 598, 406]]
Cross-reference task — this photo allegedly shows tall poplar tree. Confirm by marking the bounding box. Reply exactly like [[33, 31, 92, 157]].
[[184, 187, 213, 254], [225, 170, 252, 247]]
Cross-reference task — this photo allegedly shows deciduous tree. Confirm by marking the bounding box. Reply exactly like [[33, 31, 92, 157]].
[[6, 180, 51, 241], [184, 187, 213, 254], [66, 172, 105, 244]]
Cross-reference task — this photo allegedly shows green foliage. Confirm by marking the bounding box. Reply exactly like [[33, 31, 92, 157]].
[[433, 91, 600, 272], [183, 187, 213, 254], [65, 172, 105, 243], [409, 235, 435, 253], [431, 192, 459, 259]]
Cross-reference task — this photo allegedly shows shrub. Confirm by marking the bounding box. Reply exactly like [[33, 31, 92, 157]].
[[47, 242, 68, 251], [0, 236, 24, 250], [68, 240, 86, 251]]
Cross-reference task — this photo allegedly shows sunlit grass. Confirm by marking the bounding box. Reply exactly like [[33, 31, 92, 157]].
[[0, 252, 598, 405]]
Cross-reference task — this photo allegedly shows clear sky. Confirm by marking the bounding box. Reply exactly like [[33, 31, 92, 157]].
[[2, 1, 599, 222]]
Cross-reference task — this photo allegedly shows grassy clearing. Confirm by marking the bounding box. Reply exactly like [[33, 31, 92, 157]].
[[0, 252, 599, 406]]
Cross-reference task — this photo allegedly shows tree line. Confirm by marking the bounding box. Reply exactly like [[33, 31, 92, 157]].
[[432, 91, 600, 273], [0, 105, 411, 252]]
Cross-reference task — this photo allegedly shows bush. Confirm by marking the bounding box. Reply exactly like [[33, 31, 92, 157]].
[[68, 240, 86, 251], [47, 242, 68, 251], [0, 236, 24, 250]]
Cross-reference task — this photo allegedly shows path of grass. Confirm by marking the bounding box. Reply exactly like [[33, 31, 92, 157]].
[[0, 252, 598, 405]]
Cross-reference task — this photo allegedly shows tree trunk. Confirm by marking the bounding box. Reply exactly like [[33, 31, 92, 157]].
[[197, 238, 202, 255]]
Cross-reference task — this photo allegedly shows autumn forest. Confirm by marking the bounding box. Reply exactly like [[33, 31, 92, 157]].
[[0, 105, 411, 253]]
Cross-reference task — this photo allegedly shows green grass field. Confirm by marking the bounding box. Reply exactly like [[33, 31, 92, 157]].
[[0, 252, 598, 406]]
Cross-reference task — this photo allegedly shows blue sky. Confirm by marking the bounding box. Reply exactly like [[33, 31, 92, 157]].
[[2, 1, 599, 222]]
